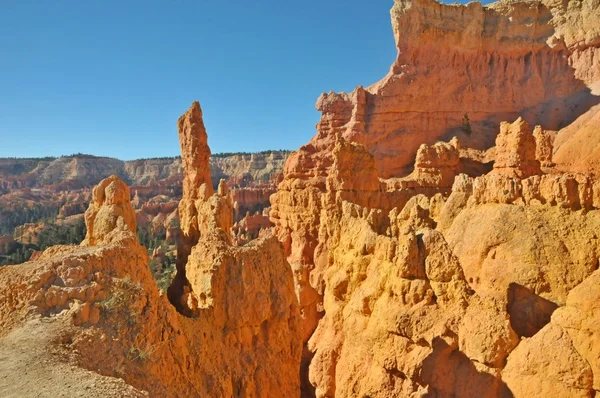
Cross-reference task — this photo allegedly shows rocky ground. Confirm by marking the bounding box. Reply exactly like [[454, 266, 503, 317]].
[[0, 317, 147, 398]]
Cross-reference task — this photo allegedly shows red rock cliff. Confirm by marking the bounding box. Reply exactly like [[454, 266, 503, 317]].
[[312, 0, 600, 179], [270, 0, 600, 396]]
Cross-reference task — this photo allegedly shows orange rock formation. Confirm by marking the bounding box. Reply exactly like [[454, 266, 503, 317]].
[[81, 175, 137, 246], [1, 0, 600, 397], [310, 0, 600, 179], [268, 0, 600, 396], [0, 104, 301, 397]]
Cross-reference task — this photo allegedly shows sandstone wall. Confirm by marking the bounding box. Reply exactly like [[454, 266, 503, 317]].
[[271, 0, 600, 393], [309, 0, 600, 179]]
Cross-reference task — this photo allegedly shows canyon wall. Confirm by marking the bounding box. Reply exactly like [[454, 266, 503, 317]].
[[1, 0, 600, 396], [273, 116, 600, 397], [0, 152, 287, 192], [270, 0, 600, 396], [312, 0, 600, 179], [0, 151, 287, 233], [0, 147, 288, 264]]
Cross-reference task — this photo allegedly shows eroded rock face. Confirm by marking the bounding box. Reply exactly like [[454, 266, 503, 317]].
[[503, 270, 600, 397], [81, 175, 137, 246], [306, 0, 600, 180], [271, 2, 600, 385], [2, 0, 600, 396], [290, 143, 600, 397], [406, 139, 461, 188], [232, 210, 273, 246], [0, 103, 302, 398], [307, 202, 477, 397], [176, 101, 214, 260], [232, 184, 278, 222], [168, 101, 302, 394], [533, 126, 555, 168], [269, 0, 600, 394], [491, 118, 542, 179]]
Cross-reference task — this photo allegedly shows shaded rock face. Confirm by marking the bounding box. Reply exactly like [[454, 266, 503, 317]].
[[533, 126, 555, 169], [554, 104, 600, 173], [503, 270, 600, 397], [309, 0, 600, 180]]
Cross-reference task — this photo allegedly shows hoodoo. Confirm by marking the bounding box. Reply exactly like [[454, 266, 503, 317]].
[[0, 104, 301, 397]]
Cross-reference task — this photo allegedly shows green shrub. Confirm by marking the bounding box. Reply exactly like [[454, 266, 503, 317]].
[[461, 113, 472, 136]]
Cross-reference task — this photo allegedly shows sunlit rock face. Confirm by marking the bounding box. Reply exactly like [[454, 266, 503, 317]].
[[0, 105, 301, 398], [80, 175, 137, 246], [168, 101, 302, 395], [269, 0, 600, 396], [308, 0, 600, 180]]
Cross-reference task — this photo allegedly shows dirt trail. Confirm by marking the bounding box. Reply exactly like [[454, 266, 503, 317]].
[[0, 316, 147, 398]]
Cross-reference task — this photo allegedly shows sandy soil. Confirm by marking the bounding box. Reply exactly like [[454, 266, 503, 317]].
[[0, 316, 147, 398]]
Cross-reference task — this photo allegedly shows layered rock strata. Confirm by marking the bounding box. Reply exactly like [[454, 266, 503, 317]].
[[310, 0, 600, 179], [1, 0, 600, 396]]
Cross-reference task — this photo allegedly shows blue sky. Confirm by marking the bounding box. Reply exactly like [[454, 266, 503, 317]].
[[0, 0, 480, 159]]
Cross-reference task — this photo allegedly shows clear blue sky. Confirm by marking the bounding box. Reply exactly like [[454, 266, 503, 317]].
[[0, 0, 479, 160]]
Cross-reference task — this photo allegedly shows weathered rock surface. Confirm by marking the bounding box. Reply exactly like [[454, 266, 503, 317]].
[[211, 151, 287, 187], [167, 101, 302, 394], [270, 132, 600, 398], [81, 175, 137, 246], [503, 270, 600, 397], [533, 125, 555, 169], [2, 0, 600, 396], [491, 118, 542, 179], [232, 209, 273, 246], [0, 105, 301, 397], [307, 0, 600, 179], [268, 0, 600, 396], [404, 139, 461, 188], [232, 184, 279, 221]]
